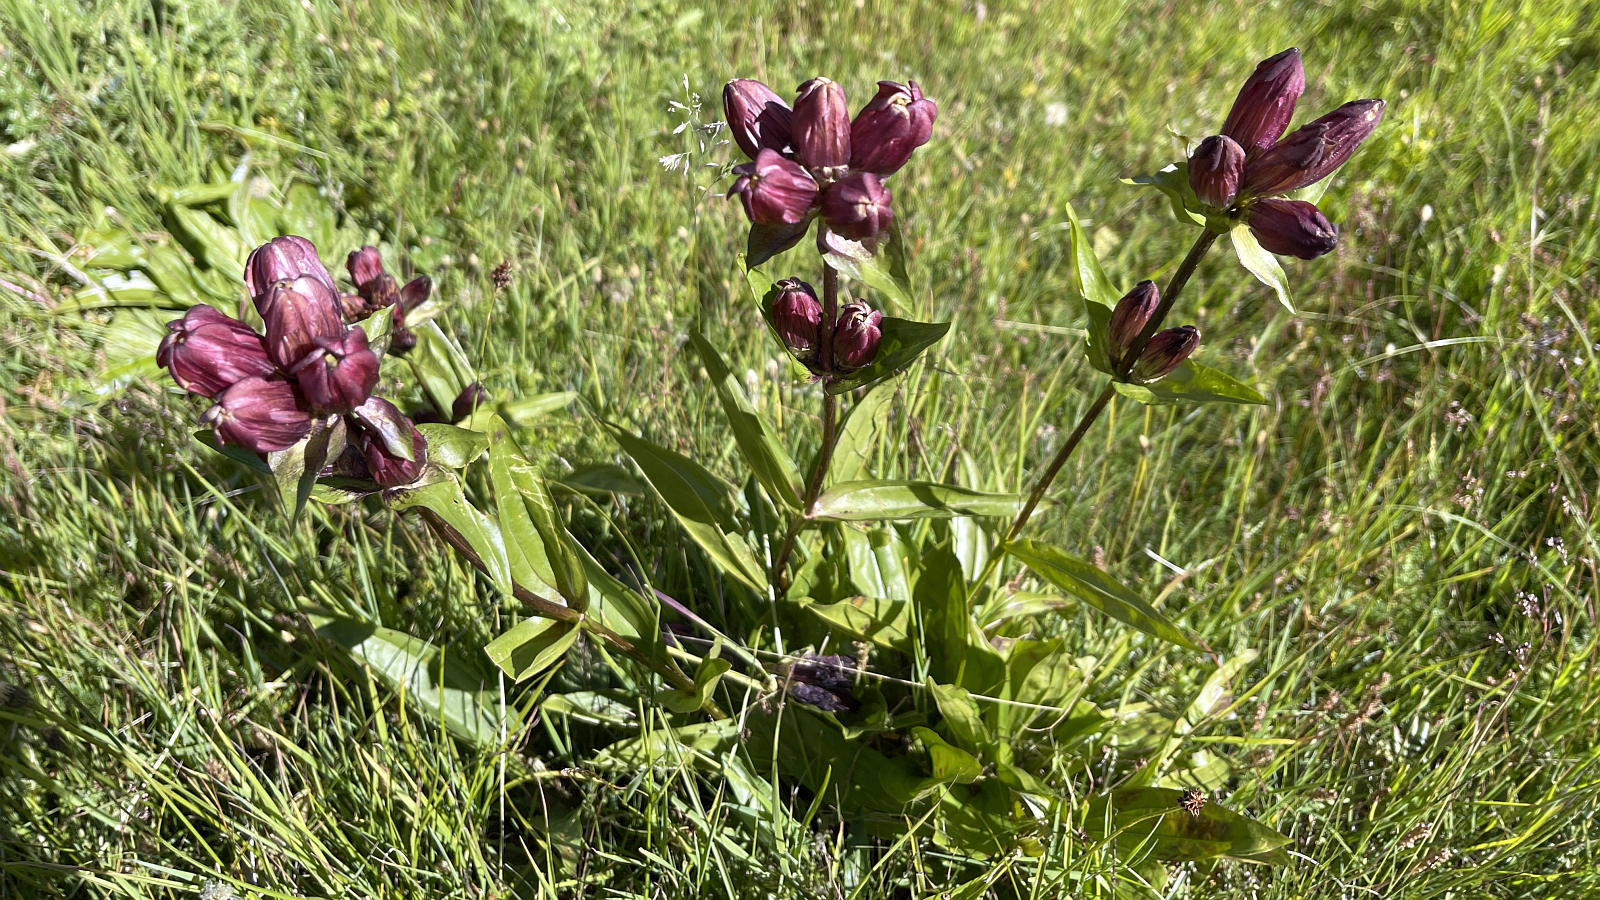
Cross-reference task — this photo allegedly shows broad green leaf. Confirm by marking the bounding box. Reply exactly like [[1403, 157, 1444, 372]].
[[484, 617, 578, 681], [1230, 223, 1294, 312], [936, 777, 1034, 857], [229, 177, 279, 249], [828, 381, 893, 484], [660, 653, 732, 714], [950, 515, 990, 584], [1008, 539, 1201, 651], [387, 475, 514, 599], [926, 679, 990, 754], [744, 705, 939, 814], [817, 218, 913, 308], [312, 616, 512, 747], [406, 320, 477, 416], [689, 330, 804, 509], [824, 317, 950, 395], [746, 220, 811, 268], [1082, 787, 1292, 863], [978, 591, 1076, 627], [502, 431, 589, 611], [1064, 203, 1119, 374], [577, 543, 661, 647], [1122, 162, 1207, 228], [541, 691, 636, 727], [805, 594, 910, 652], [1006, 639, 1086, 711], [1112, 359, 1268, 406], [840, 526, 911, 603], [485, 423, 574, 606], [500, 391, 577, 425], [603, 422, 767, 592], [812, 480, 1024, 521], [267, 416, 342, 524], [417, 423, 488, 468], [911, 727, 982, 783], [918, 545, 1004, 693], [168, 205, 246, 282]]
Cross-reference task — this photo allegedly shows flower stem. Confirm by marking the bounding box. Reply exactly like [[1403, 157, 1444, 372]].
[[972, 228, 1220, 591], [772, 262, 841, 591]]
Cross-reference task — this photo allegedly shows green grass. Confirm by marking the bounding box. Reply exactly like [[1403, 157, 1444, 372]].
[[2, 0, 1598, 896]]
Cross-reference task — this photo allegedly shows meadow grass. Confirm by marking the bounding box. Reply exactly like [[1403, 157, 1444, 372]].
[[1, 0, 1597, 896]]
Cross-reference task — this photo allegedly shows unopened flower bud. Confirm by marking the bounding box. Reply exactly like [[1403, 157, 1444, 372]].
[[245, 236, 338, 308], [346, 246, 386, 291], [201, 376, 313, 453], [259, 281, 345, 370], [849, 81, 937, 176], [772, 278, 822, 355], [728, 149, 818, 225], [1130, 326, 1200, 383], [398, 275, 431, 313], [831, 300, 883, 370], [1241, 99, 1386, 196], [1247, 198, 1339, 259], [820, 173, 892, 241], [1105, 281, 1159, 368], [1188, 135, 1246, 208], [157, 305, 276, 398], [355, 400, 427, 487], [339, 292, 369, 321], [791, 77, 851, 169], [1221, 48, 1305, 154], [290, 326, 380, 413], [451, 383, 491, 422], [723, 79, 794, 160]]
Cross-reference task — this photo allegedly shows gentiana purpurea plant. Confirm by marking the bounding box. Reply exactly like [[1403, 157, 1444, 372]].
[[153, 49, 1385, 869]]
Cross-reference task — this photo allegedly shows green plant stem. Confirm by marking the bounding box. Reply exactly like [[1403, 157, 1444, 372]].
[[973, 228, 1220, 591], [772, 262, 841, 591]]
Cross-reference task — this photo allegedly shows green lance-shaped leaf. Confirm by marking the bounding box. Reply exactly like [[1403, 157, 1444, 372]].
[[154, 182, 238, 207], [918, 545, 1005, 693], [167, 205, 247, 282], [746, 220, 812, 269], [406, 320, 478, 416], [910, 726, 983, 784], [484, 617, 579, 682], [417, 423, 489, 469], [229, 177, 280, 250], [500, 391, 578, 426], [825, 317, 950, 395], [926, 679, 991, 755], [602, 421, 767, 592], [267, 415, 343, 524], [1121, 162, 1208, 229], [487, 421, 587, 610], [1081, 787, 1291, 863], [659, 650, 733, 714], [1008, 539, 1202, 651], [1112, 359, 1268, 406], [311, 616, 515, 748], [689, 330, 804, 510], [387, 474, 515, 600], [805, 593, 911, 652], [1230, 223, 1294, 313], [1064, 203, 1119, 375], [828, 381, 894, 485], [818, 218, 913, 309], [812, 480, 1024, 522]]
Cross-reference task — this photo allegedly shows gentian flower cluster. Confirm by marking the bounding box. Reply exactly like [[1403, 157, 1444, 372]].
[[772, 278, 883, 374], [1103, 280, 1200, 383], [342, 245, 432, 354], [157, 235, 428, 487], [1188, 49, 1384, 259], [724, 77, 937, 242]]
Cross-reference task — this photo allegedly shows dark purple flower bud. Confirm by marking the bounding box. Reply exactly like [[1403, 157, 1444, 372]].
[[259, 282, 346, 370], [849, 80, 937, 176], [338, 293, 369, 322], [831, 300, 883, 370], [728, 149, 818, 225], [352, 396, 418, 463], [791, 77, 851, 169], [245, 236, 338, 308], [346, 246, 386, 291], [359, 413, 427, 488], [723, 79, 794, 160], [1130, 326, 1201, 383], [157, 305, 276, 398], [356, 272, 400, 309], [201, 376, 313, 453], [1240, 99, 1386, 196], [1105, 281, 1159, 368], [398, 276, 431, 313], [451, 383, 491, 422], [772, 278, 822, 354], [820, 173, 892, 241], [290, 326, 380, 413], [1247, 198, 1339, 259], [1221, 48, 1305, 154], [1188, 135, 1246, 208], [785, 654, 860, 713]]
